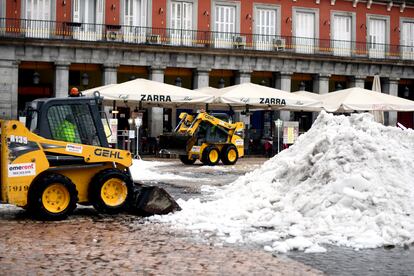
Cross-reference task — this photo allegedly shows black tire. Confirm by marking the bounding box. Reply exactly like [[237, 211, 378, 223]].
[[27, 173, 78, 221], [201, 146, 220, 166], [89, 168, 133, 214], [179, 155, 196, 165], [221, 144, 239, 165]]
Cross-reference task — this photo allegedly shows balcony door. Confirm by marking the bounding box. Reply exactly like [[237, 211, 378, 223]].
[[214, 4, 236, 49], [123, 0, 147, 43], [332, 15, 351, 57], [295, 11, 315, 54], [368, 18, 386, 59], [24, 0, 51, 38], [72, 0, 104, 41], [170, 1, 193, 46], [401, 22, 414, 60], [254, 7, 277, 51]]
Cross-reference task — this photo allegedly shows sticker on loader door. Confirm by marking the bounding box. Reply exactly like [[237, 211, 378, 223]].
[[66, 144, 83, 154], [191, 146, 201, 153], [235, 139, 244, 146], [8, 163, 36, 177]]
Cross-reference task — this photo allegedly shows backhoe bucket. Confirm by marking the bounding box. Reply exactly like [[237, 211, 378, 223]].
[[129, 183, 181, 216], [158, 133, 191, 155]]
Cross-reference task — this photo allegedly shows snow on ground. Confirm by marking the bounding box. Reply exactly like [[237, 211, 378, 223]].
[[153, 111, 414, 253], [130, 159, 196, 182]]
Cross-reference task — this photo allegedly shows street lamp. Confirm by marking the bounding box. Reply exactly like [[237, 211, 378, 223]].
[[274, 119, 283, 154], [404, 86, 410, 98], [218, 78, 225, 88]]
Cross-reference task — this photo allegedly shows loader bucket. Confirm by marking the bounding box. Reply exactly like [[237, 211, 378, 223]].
[[158, 133, 191, 155], [129, 183, 181, 216]]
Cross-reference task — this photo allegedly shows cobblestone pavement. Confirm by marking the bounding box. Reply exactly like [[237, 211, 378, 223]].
[[0, 158, 324, 275]]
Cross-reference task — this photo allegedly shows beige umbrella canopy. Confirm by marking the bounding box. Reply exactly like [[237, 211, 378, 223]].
[[213, 83, 321, 110], [82, 78, 215, 104], [292, 91, 322, 100], [319, 87, 414, 112]]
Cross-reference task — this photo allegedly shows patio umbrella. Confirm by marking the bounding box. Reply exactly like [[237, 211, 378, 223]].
[[292, 91, 322, 100], [371, 75, 384, 123], [82, 78, 214, 105], [213, 83, 322, 111], [319, 87, 414, 112]]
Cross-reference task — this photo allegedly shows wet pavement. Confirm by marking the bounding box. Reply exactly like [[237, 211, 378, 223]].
[[0, 157, 321, 275]]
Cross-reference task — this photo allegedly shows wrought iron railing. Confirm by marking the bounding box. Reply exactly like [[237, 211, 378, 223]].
[[1, 18, 414, 61]]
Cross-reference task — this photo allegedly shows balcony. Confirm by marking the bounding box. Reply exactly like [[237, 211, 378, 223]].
[[1, 18, 414, 61]]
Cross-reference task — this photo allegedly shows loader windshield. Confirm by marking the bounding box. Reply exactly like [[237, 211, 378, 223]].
[[47, 104, 101, 146]]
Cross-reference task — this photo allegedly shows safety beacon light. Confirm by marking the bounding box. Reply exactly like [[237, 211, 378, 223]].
[[69, 87, 80, 97]]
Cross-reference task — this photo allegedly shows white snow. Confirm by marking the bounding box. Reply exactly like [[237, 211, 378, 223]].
[[153, 112, 414, 253], [130, 159, 194, 182]]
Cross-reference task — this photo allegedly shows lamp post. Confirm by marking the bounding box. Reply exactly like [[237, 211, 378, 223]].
[[274, 119, 283, 154], [134, 116, 142, 158], [128, 118, 134, 152]]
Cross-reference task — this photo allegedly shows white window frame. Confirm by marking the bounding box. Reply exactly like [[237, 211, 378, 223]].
[[366, 14, 390, 59], [253, 3, 281, 51], [21, 0, 55, 39], [72, 0, 105, 41], [211, 0, 240, 49], [167, 0, 197, 46], [400, 17, 414, 60], [121, 0, 150, 43], [0, 1, 5, 33], [330, 11, 355, 57], [293, 7, 319, 54]]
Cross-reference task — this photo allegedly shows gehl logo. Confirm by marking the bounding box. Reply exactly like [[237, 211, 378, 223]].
[[141, 94, 172, 102], [260, 98, 286, 105], [94, 148, 123, 159]]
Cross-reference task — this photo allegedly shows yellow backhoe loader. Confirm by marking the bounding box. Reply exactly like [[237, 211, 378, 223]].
[[0, 92, 179, 220], [159, 112, 244, 165]]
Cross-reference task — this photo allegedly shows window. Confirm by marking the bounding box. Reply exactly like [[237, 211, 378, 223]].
[[401, 21, 414, 60], [72, 0, 104, 41], [294, 9, 318, 54], [213, 2, 239, 49], [169, 1, 194, 46], [367, 16, 389, 59], [0, 1, 5, 34], [48, 105, 100, 146], [24, 0, 52, 38], [332, 14, 353, 57], [122, 0, 148, 43], [254, 5, 280, 51]]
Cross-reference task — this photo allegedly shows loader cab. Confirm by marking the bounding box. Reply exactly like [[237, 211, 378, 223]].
[[25, 94, 109, 147]]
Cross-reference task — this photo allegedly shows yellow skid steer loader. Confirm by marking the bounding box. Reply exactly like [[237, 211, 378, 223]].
[[0, 92, 179, 220], [159, 112, 244, 165]]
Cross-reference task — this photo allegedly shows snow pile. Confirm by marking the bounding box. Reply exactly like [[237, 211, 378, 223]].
[[154, 112, 414, 253], [130, 159, 193, 182]]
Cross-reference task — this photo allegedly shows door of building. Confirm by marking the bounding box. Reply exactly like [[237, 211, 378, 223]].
[[123, 0, 147, 43], [401, 21, 414, 60], [295, 11, 315, 54], [332, 15, 351, 56], [25, 0, 51, 38], [254, 8, 276, 51], [368, 18, 386, 59], [214, 4, 236, 49], [170, 1, 193, 46], [73, 0, 104, 41]]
